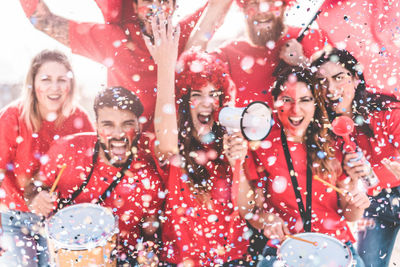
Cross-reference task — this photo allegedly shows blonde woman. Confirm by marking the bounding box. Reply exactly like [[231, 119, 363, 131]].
[[0, 50, 93, 266]]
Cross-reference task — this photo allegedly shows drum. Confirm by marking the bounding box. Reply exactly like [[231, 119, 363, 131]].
[[278, 233, 352, 267], [46, 203, 118, 267]]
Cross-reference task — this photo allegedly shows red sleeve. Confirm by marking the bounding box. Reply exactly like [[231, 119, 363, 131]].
[[0, 107, 20, 169], [381, 108, 400, 148], [39, 139, 68, 187], [72, 108, 94, 133], [177, 3, 207, 54], [69, 21, 125, 65], [301, 28, 332, 58]]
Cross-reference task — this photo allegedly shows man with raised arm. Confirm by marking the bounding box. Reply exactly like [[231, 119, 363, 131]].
[[188, 0, 331, 107], [20, 0, 229, 130]]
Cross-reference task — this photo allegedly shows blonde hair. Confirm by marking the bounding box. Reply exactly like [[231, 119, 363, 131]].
[[20, 50, 76, 132]]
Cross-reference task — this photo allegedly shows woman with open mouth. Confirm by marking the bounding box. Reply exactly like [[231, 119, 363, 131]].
[[147, 11, 250, 266], [243, 67, 369, 267], [0, 50, 93, 266], [312, 48, 400, 267]]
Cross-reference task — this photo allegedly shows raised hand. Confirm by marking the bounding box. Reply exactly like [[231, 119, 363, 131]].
[[144, 5, 180, 67]]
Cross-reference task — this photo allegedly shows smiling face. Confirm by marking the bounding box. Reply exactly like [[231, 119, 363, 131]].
[[34, 61, 71, 120], [316, 61, 357, 116], [96, 107, 141, 167], [274, 80, 315, 142], [243, 0, 285, 46], [133, 0, 174, 38], [189, 83, 222, 141]]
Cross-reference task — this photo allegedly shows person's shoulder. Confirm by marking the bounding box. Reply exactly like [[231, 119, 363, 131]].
[[0, 100, 22, 119], [52, 132, 97, 151], [217, 39, 251, 52], [253, 125, 281, 153]]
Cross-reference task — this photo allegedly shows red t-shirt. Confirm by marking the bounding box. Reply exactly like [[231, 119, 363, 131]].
[[0, 102, 93, 212], [151, 143, 248, 265], [69, 10, 203, 131], [215, 27, 331, 108], [246, 126, 354, 243], [343, 105, 400, 194], [39, 133, 163, 256]]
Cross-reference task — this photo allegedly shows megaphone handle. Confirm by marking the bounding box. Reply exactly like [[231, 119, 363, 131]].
[[343, 135, 357, 153], [231, 159, 241, 207]]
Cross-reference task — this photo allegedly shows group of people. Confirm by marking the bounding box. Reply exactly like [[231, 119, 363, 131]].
[[0, 0, 399, 266]]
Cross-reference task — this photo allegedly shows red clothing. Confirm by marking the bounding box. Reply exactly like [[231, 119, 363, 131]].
[[215, 27, 330, 107], [40, 133, 163, 255], [152, 144, 248, 265], [246, 126, 354, 243], [0, 102, 93, 212], [69, 10, 203, 130], [346, 106, 400, 194]]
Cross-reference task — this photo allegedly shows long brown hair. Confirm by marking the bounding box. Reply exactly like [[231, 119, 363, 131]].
[[273, 67, 342, 181], [20, 50, 76, 132], [175, 50, 234, 188]]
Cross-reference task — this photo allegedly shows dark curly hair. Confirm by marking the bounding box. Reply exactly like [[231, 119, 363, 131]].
[[311, 48, 400, 137]]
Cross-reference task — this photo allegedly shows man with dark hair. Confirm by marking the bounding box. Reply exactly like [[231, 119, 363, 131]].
[[30, 87, 163, 265], [19, 0, 230, 130]]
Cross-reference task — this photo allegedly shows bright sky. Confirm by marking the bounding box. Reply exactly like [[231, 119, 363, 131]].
[[0, 0, 322, 108]]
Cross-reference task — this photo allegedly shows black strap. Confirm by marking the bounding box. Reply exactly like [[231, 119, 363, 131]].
[[60, 141, 133, 207], [97, 153, 133, 204], [58, 141, 101, 209], [280, 128, 313, 232]]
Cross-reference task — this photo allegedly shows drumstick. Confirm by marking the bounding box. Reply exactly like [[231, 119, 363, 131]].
[[287, 234, 318, 246], [49, 164, 67, 194], [313, 175, 346, 196]]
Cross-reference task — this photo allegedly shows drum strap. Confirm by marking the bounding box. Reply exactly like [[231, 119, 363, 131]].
[[60, 140, 133, 208], [281, 128, 313, 232]]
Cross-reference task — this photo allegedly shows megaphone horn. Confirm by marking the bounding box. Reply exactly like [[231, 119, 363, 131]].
[[218, 101, 273, 141]]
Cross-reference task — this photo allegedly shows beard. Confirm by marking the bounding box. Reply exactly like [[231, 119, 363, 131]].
[[99, 134, 140, 168], [246, 18, 284, 47]]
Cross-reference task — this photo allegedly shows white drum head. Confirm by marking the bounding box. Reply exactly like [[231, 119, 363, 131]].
[[278, 233, 352, 267], [47, 203, 117, 250]]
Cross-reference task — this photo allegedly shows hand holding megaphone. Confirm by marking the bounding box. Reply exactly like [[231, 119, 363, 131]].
[[218, 101, 273, 141], [219, 102, 273, 208]]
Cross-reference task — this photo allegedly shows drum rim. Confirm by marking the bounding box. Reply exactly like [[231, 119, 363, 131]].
[[46, 203, 118, 250], [278, 232, 353, 267]]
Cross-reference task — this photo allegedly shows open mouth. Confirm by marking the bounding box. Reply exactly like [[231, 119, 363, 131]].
[[109, 138, 129, 158], [47, 94, 62, 101], [328, 95, 343, 106], [197, 112, 212, 125], [256, 17, 273, 24], [288, 117, 304, 126]]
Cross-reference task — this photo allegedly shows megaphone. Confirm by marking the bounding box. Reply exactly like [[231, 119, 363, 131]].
[[218, 101, 273, 141]]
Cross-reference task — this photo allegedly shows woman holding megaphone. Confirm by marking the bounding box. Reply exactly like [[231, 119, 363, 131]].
[[243, 67, 369, 266], [146, 11, 249, 266], [312, 48, 400, 267]]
